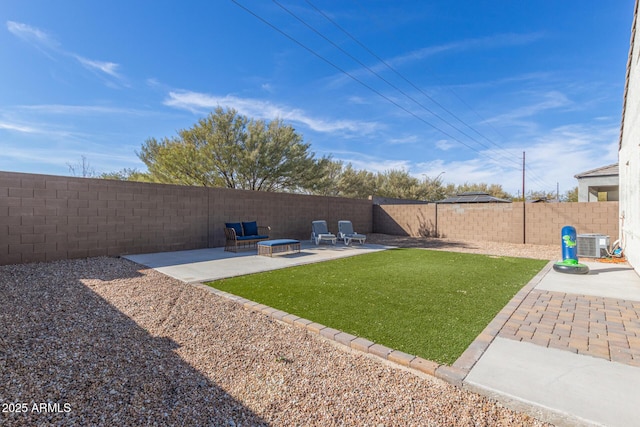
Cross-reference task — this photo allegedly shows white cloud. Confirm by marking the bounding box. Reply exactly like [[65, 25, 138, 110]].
[[0, 120, 39, 133], [388, 135, 419, 145], [75, 56, 121, 78], [15, 104, 159, 117], [347, 158, 412, 173], [326, 32, 546, 89], [163, 90, 380, 134], [411, 121, 619, 196], [391, 32, 546, 69], [6, 20, 125, 86], [347, 96, 369, 105], [484, 90, 572, 126], [436, 139, 454, 151], [6, 21, 57, 48]]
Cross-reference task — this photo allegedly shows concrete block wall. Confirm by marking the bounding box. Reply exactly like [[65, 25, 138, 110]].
[[207, 187, 372, 247], [1, 170, 619, 266], [524, 202, 619, 245], [1, 171, 373, 266], [373, 204, 437, 236], [438, 203, 523, 243], [1, 172, 209, 265], [374, 202, 619, 245]]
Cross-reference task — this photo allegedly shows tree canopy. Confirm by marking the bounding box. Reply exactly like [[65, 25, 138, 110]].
[[135, 107, 327, 192], [99, 106, 572, 202]]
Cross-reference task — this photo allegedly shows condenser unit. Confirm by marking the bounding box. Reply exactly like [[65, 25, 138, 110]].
[[577, 234, 610, 258]]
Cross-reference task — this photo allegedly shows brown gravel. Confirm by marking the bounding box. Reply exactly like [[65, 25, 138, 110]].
[[0, 238, 554, 426], [367, 233, 560, 261]]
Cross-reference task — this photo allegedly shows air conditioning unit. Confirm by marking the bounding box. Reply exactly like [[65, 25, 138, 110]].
[[577, 234, 610, 258]]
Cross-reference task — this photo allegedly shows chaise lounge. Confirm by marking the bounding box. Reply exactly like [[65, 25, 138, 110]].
[[310, 220, 337, 245], [338, 220, 366, 245], [224, 221, 270, 252]]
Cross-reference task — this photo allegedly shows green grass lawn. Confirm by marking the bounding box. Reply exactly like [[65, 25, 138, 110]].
[[207, 249, 547, 365]]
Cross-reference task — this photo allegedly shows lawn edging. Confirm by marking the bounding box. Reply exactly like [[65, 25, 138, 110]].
[[453, 261, 555, 385], [190, 282, 442, 377], [190, 260, 554, 387]]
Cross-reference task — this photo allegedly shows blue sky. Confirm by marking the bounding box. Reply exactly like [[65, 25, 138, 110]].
[[1, 1, 635, 196]]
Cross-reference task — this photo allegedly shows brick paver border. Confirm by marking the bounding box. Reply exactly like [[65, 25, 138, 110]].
[[191, 261, 640, 386], [193, 283, 443, 378], [445, 261, 555, 382]]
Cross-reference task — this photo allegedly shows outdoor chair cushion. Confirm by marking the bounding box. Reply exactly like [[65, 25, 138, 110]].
[[225, 222, 243, 237], [237, 234, 269, 241], [242, 221, 259, 236]]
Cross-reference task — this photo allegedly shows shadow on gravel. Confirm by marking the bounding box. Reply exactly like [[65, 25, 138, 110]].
[[0, 258, 267, 426]]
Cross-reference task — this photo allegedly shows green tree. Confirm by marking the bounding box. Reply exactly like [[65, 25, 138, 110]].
[[338, 163, 377, 198], [562, 186, 579, 202], [376, 169, 422, 199], [311, 162, 448, 200], [419, 174, 448, 201], [100, 168, 150, 182], [528, 190, 558, 201], [136, 107, 326, 192], [449, 182, 513, 200], [311, 159, 348, 196]]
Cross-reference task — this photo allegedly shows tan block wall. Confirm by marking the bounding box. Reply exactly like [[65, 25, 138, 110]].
[[373, 204, 437, 236], [438, 203, 523, 243], [1, 170, 618, 266], [374, 202, 619, 245], [524, 202, 619, 245], [0, 171, 372, 266], [1, 172, 209, 265], [207, 187, 372, 247]]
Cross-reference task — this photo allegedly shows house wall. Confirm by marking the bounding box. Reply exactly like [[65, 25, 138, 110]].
[[577, 175, 620, 202], [374, 202, 619, 245], [619, 0, 640, 274], [0, 171, 372, 266]]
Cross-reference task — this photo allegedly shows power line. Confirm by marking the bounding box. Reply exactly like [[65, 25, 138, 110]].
[[316, 2, 558, 192], [305, 0, 521, 168], [233, 1, 557, 192], [273, 0, 520, 169], [232, 0, 514, 164], [354, 0, 519, 152]]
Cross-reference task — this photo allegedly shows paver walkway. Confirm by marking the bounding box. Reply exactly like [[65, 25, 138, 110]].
[[464, 261, 640, 427], [498, 289, 640, 366]]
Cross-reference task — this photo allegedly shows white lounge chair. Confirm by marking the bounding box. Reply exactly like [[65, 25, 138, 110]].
[[338, 220, 366, 245], [311, 220, 337, 245]]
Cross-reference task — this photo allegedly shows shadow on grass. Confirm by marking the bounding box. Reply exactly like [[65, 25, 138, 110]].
[[0, 258, 267, 426]]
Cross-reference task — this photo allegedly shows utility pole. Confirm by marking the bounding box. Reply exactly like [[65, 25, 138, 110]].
[[522, 151, 526, 244]]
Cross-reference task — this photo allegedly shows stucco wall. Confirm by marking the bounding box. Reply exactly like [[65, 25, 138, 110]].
[[619, 1, 640, 274], [577, 175, 620, 202]]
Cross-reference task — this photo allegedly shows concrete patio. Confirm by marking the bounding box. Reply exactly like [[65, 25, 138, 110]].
[[124, 241, 390, 283]]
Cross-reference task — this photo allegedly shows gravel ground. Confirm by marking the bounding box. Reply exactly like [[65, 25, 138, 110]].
[[0, 238, 554, 426], [367, 234, 560, 260]]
